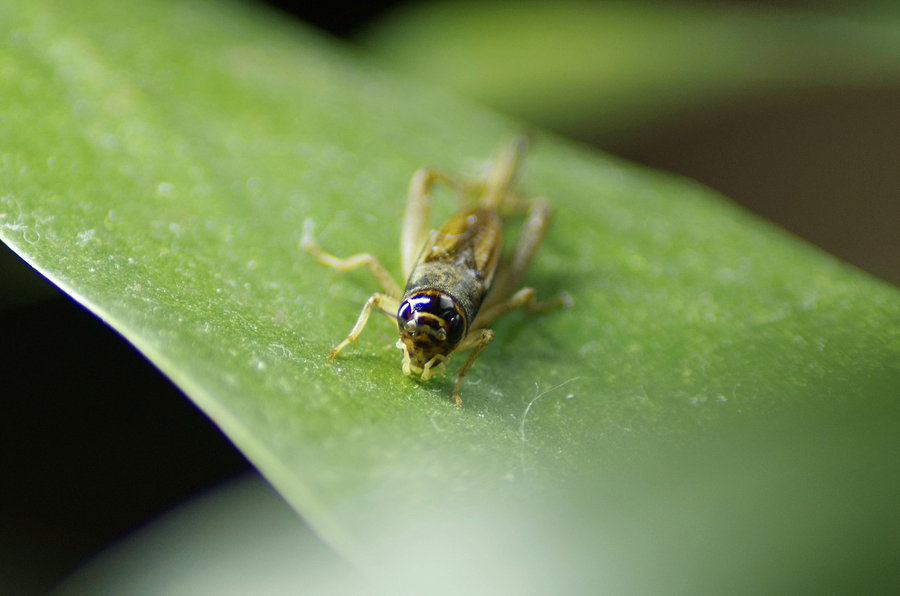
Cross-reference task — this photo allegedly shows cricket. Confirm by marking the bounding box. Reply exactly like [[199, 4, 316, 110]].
[[301, 138, 570, 405]]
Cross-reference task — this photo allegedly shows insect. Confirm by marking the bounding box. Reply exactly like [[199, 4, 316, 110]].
[[301, 138, 570, 405]]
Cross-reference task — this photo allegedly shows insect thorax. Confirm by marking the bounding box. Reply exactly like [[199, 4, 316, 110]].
[[402, 260, 487, 327]]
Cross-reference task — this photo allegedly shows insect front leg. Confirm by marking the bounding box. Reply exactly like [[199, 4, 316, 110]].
[[301, 219, 402, 298], [450, 328, 495, 406], [302, 220, 404, 358], [330, 292, 401, 359]]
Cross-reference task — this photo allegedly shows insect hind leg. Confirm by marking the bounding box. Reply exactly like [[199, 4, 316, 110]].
[[401, 168, 475, 279], [479, 136, 530, 211], [474, 286, 570, 329], [479, 196, 565, 316]]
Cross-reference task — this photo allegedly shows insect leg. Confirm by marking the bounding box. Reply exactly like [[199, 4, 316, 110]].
[[329, 292, 401, 359], [474, 286, 571, 328], [301, 219, 402, 299], [401, 168, 470, 279], [479, 136, 529, 211], [480, 196, 560, 314], [450, 328, 495, 406]]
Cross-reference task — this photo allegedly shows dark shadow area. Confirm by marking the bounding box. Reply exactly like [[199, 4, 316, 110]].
[[0, 246, 251, 593]]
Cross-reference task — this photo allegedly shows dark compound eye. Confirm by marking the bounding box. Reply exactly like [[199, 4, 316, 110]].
[[443, 311, 464, 344], [397, 292, 465, 344]]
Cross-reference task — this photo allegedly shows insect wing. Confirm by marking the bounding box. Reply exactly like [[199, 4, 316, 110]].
[[421, 208, 503, 286]]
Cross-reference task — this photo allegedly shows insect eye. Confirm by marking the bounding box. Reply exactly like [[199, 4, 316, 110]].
[[397, 293, 466, 345], [398, 301, 416, 326], [444, 313, 464, 345]]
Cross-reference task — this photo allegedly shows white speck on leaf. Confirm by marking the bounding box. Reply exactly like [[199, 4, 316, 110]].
[[76, 229, 97, 246]]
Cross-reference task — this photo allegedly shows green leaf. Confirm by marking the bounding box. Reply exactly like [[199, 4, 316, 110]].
[[3, 0, 898, 591]]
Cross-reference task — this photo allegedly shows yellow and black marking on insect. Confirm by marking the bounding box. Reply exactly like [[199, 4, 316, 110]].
[[301, 138, 570, 405]]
